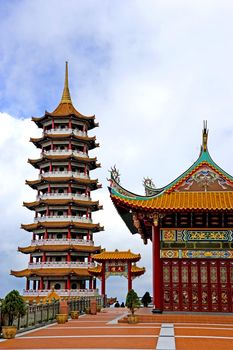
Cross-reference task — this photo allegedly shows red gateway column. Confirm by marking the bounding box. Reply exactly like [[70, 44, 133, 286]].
[[101, 261, 106, 296], [152, 215, 162, 313], [128, 261, 132, 292]]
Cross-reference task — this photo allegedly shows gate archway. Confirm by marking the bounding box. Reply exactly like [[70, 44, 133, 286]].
[[88, 249, 145, 297]]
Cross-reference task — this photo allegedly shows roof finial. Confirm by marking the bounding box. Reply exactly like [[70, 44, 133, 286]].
[[60, 61, 72, 104], [202, 120, 208, 152]]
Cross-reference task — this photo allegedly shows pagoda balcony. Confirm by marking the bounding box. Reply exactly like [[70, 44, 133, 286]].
[[28, 261, 95, 269], [43, 149, 88, 158], [39, 171, 89, 179], [34, 215, 92, 223], [22, 288, 99, 297], [37, 192, 91, 201], [31, 238, 94, 246], [45, 128, 87, 137]]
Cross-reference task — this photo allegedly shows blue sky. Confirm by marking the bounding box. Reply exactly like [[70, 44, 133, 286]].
[[1, 0, 233, 301]]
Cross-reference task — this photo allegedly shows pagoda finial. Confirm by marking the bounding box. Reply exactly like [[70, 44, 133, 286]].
[[60, 61, 72, 104], [202, 120, 208, 152]]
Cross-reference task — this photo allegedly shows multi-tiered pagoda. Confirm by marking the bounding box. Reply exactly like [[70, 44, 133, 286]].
[[11, 62, 103, 299]]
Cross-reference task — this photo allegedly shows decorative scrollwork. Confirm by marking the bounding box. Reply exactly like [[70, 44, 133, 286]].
[[143, 177, 156, 196], [109, 165, 121, 184]]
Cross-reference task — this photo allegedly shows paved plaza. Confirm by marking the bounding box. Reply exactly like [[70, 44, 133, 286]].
[[0, 308, 233, 350]]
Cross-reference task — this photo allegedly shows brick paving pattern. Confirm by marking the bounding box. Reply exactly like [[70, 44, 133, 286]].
[[0, 308, 233, 349]]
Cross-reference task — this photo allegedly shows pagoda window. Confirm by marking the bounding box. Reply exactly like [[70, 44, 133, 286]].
[[58, 188, 64, 193], [57, 211, 64, 216], [71, 283, 77, 290], [55, 257, 62, 262], [57, 233, 62, 239], [54, 283, 61, 290]]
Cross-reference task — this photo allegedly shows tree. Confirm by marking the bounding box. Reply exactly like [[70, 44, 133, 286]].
[[141, 292, 152, 307], [1, 290, 26, 326], [125, 289, 141, 315]]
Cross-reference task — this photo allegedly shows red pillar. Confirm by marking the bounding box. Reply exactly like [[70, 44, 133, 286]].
[[128, 261, 132, 292], [152, 220, 162, 312], [67, 251, 71, 262], [101, 261, 106, 296], [39, 277, 43, 290], [67, 276, 71, 290], [89, 277, 93, 289], [67, 228, 71, 239]]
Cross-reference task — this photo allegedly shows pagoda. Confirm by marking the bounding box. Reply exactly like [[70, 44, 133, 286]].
[[11, 62, 103, 299], [109, 122, 233, 313]]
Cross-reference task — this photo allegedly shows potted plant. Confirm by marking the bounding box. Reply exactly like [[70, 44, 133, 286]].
[[1, 290, 26, 339], [56, 314, 68, 324], [125, 289, 141, 324], [141, 291, 152, 307], [70, 310, 79, 319]]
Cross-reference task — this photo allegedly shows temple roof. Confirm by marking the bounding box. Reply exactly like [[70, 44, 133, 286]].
[[92, 249, 141, 262], [32, 62, 98, 130], [11, 268, 90, 278], [109, 122, 233, 212], [18, 244, 101, 254]]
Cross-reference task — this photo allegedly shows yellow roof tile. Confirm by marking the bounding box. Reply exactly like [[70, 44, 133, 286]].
[[112, 191, 233, 211]]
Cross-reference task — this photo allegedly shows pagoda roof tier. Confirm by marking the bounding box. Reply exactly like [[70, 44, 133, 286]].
[[92, 249, 141, 262], [32, 114, 98, 130], [21, 222, 104, 232], [32, 63, 98, 130], [18, 244, 101, 254], [23, 199, 102, 212], [88, 264, 145, 277], [26, 177, 101, 190], [11, 268, 90, 278], [30, 134, 99, 150], [28, 155, 100, 170]]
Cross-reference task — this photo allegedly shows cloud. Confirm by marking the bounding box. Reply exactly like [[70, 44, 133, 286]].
[[1, 1, 233, 300]]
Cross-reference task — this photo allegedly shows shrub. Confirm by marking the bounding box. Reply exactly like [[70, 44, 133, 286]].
[[125, 289, 141, 315], [141, 292, 152, 307], [1, 290, 26, 326]]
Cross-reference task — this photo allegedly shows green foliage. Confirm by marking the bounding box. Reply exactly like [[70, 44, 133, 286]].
[[1, 290, 26, 326], [141, 291, 152, 307], [125, 289, 141, 315]]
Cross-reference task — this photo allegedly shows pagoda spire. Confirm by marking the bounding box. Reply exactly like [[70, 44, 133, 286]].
[[60, 61, 72, 104], [202, 120, 208, 152]]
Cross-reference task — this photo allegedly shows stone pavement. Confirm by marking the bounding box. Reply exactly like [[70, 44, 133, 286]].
[[0, 308, 233, 349]]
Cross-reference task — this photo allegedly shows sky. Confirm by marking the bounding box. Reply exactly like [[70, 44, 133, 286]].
[[1, 0, 233, 301]]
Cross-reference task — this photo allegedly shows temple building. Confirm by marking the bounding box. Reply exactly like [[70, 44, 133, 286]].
[[11, 62, 103, 299], [109, 122, 233, 312]]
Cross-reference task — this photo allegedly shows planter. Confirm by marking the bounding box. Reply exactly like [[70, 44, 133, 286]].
[[56, 313, 68, 324], [127, 315, 139, 324], [97, 306, 102, 312], [70, 311, 79, 319], [85, 307, 91, 314], [2, 326, 17, 339]]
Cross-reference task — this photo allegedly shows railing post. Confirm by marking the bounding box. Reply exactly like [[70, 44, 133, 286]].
[[26, 301, 29, 328], [33, 300, 37, 325]]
